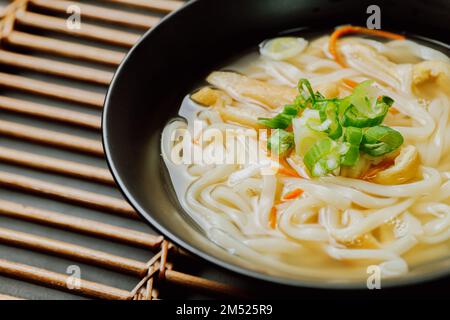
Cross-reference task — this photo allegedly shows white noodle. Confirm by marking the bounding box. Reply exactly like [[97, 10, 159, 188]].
[[161, 34, 450, 281]]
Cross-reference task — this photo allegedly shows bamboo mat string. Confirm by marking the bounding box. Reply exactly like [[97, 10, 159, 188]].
[[128, 241, 248, 299], [130, 241, 170, 300]]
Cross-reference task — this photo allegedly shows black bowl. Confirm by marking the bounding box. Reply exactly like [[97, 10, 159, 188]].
[[103, 0, 450, 289]]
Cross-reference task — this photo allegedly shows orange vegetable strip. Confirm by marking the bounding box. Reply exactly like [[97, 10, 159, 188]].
[[283, 188, 304, 200], [329, 25, 405, 66], [342, 78, 359, 88], [277, 157, 300, 177], [269, 207, 277, 229], [389, 107, 400, 115], [278, 166, 300, 177]]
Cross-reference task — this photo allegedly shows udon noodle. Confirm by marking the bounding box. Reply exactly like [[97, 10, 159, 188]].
[[161, 26, 450, 280]]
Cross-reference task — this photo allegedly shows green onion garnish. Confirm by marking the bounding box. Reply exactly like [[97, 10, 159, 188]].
[[267, 129, 295, 155], [258, 104, 302, 129], [256, 78, 404, 177], [344, 127, 363, 145], [297, 78, 318, 105], [340, 144, 360, 166], [361, 125, 404, 157], [340, 81, 393, 128], [304, 138, 341, 177], [318, 101, 342, 139]]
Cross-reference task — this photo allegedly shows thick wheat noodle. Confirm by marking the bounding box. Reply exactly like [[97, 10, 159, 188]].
[[161, 33, 450, 280]]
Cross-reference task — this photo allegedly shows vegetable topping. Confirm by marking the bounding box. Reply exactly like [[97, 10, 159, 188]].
[[259, 78, 404, 177]]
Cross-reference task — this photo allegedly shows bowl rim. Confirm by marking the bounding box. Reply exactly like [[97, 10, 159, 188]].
[[102, 0, 450, 290]]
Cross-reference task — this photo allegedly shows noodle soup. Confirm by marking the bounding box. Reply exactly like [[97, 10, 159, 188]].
[[161, 26, 450, 280]]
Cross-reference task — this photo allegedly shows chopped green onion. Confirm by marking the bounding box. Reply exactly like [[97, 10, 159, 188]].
[[293, 79, 326, 109], [361, 125, 404, 157], [298, 79, 317, 105], [337, 96, 351, 118], [259, 76, 403, 177], [258, 104, 301, 129], [344, 127, 363, 145], [341, 98, 391, 128], [378, 96, 394, 107], [293, 116, 327, 156], [258, 114, 292, 129], [319, 101, 343, 139], [307, 118, 332, 132], [260, 37, 308, 61], [341, 144, 360, 166], [304, 138, 341, 177], [340, 81, 393, 128], [267, 129, 295, 155], [349, 80, 375, 114], [283, 104, 301, 116]]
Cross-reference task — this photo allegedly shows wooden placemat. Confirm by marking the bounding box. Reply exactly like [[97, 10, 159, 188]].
[[0, 0, 246, 300]]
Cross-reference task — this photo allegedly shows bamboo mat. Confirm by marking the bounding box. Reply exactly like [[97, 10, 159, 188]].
[[0, 0, 247, 300]]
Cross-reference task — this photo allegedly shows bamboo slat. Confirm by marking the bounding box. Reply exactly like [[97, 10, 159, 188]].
[[30, 0, 160, 29], [16, 11, 139, 48], [0, 258, 132, 300], [0, 227, 148, 276], [0, 72, 105, 108], [0, 146, 114, 185], [0, 120, 104, 156], [0, 171, 138, 218], [165, 269, 248, 298], [5, 31, 125, 65], [0, 199, 163, 249], [0, 50, 113, 85], [102, 0, 183, 13], [0, 96, 102, 130]]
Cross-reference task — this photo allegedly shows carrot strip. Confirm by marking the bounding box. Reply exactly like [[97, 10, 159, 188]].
[[283, 188, 304, 200], [269, 207, 277, 229], [278, 166, 300, 177], [277, 157, 300, 177], [329, 25, 405, 67], [389, 107, 400, 115], [342, 78, 359, 88]]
